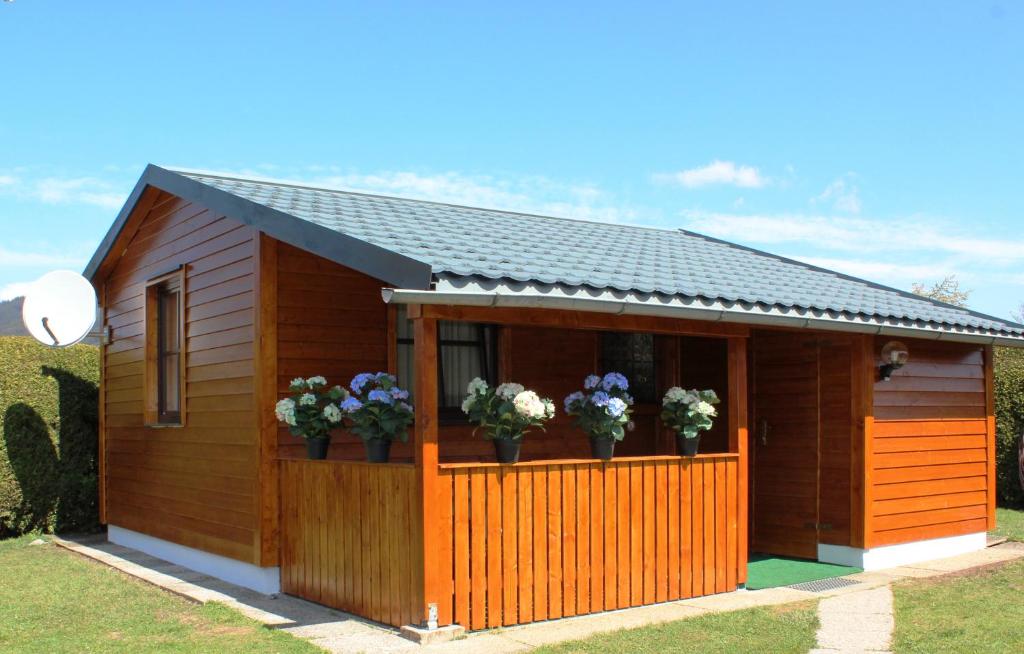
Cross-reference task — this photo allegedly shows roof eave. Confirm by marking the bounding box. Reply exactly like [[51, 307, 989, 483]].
[[84, 164, 434, 290]]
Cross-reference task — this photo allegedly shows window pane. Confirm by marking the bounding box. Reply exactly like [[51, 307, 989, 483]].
[[156, 285, 181, 421], [440, 341, 485, 408], [601, 332, 656, 403], [162, 354, 180, 413]]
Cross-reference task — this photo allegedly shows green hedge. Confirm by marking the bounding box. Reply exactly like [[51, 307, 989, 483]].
[[0, 336, 100, 537], [995, 346, 1024, 508]]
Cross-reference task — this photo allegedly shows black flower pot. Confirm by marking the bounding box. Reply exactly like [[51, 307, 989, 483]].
[[306, 437, 330, 460], [590, 437, 616, 461], [677, 434, 700, 457], [364, 438, 392, 463], [493, 438, 521, 464]]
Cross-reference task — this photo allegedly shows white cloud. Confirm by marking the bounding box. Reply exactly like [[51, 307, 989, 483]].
[[0, 281, 35, 301], [813, 175, 861, 214], [0, 246, 89, 269], [654, 160, 767, 189], [0, 172, 127, 209], [680, 210, 1024, 263], [785, 255, 950, 285]]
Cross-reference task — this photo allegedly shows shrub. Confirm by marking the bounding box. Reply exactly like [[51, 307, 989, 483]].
[[0, 336, 100, 537], [995, 346, 1024, 508]]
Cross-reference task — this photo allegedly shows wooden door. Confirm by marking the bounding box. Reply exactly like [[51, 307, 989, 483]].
[[751, 332, 819, 559]]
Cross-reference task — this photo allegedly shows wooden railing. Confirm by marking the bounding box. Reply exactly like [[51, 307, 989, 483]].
[[434, 453, 742, 630], [279, 460, 418, 628]]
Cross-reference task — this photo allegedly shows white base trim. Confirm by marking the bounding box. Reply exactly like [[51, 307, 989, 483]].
[[108, 525, 280, 595], [817, 532, 987, 571]]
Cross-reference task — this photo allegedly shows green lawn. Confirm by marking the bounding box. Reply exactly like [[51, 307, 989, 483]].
[[534, 602, 819, 654], [0, 535, 318, 654], [893, 557, 1024, 653], [993, 506, 1024, 541]]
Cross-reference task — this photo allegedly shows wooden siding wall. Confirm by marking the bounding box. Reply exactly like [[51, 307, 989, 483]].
[[278, 461, 418, 627], [869, 338, 992, 547], [819, 336, 854, 546], [270, 243, 731, 463], [434, 455, 741, 630], [102, 191, 261, 563]]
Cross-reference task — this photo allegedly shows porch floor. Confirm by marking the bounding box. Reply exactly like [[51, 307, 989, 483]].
[[745, 553, 862, 590]]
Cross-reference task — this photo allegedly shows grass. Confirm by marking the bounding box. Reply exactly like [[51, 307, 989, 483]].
[[0, 534, 318, 654], [992, 506, 1024, 541], [534, 602, 819, 654], [892, 557, 1024, 653]]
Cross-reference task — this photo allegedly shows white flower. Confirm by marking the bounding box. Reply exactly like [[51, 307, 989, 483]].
[[307, 375, 327, 387], [684, 390, 700, 406], [466, 377, 489, 395], [289, 377, 306, 390], [543, 399, 555, 418], [664, 386, 688, 405], [323, 403, 342, 424], [513, 390, 547, 419], [275, 398, 297, 426], [496, 382, 525, 400], [461, 395, 475, 414], [696, 401, 717, 417], [299, 393, 317, 406]]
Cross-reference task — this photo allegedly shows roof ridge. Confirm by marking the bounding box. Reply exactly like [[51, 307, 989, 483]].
[[167, 166, 686, 236]]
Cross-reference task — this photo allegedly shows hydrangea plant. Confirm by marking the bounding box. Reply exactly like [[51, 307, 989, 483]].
[[340, 372, 414, 442], [274, 376, 347, 440], [461, 377, 555, 440], [564, 372, 634, 441], [661, 387, 720, 439]]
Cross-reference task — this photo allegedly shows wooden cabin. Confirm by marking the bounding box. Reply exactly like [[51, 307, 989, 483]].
[[84, 165, 1024, 632]]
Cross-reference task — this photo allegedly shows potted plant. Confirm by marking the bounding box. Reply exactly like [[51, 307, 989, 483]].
[[564, 373, 633, 460], [340, 372, 414, 463], [274, 376, 347, 459], [661, 387, 720, 456], [462, 377, 555, 463]]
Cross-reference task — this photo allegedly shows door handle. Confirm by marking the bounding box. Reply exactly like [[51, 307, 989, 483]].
[[759, 419, 771, 446]]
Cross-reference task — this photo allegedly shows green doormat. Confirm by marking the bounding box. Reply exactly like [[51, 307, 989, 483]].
[[745, 553, 862, 590]]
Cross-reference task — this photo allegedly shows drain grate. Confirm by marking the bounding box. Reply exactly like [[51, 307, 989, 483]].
[[787, 576, 861, 593]]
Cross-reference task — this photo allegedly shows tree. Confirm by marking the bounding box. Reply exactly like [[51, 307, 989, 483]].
[[1013, 303, 1024, 324], [911, 274, 971, 308]]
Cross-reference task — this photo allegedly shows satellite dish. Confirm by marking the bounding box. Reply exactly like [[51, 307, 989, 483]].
[[22, 270, 98, 347]]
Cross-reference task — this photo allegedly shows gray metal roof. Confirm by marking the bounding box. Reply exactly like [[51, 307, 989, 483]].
[[84, 165, 1024, 343]]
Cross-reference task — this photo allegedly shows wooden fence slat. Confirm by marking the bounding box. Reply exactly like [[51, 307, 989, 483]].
[[533, 467, 549, 621], [576, 465, 591, 616], [704, 461, 716, 595], [453, 470, 470, 628], [517, 469, 533, 624], [655, 461, 668, 603], [691, 462, 703, 598], [604, 464, 617, 611], [616, 463, 630, 609], [589, 465, 604, 614], [667, 462, 680, 600], [726, 459, 737, 590], [548, 466, 563, 619], [501, 469, 518, 626], [630, 462, 643, 606], [715, 460, 727, 594], [437, 470, 454, 626], [486, 469, 502, 628], [562, 464, 577, 617], [470, 469, 487, 630]]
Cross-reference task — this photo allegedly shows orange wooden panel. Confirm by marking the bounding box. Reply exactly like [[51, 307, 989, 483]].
[[517, 469, 534, 624], [616, 463, 630, 609], [453, 470, 470, 627], [655, 462, 669, 603], [985, 345, 996, 529], [561, 466, 577, 617], [872, 517, 987, 546], [501, 469, 518, 626], [604, 464, 618, 611], [576, 466, 591, 616], [486, 469, 502, 628], [726, 459, 738, 590], [642, 462, 656, 605], [667, 462, 680, 600], [873, 462, 987, 485], [547, 466, 563, 619], [680, 461, 693, 599], [715, 460, 728, 594], [691, 462, 703, 598], [469, 470, 487, 630], [532, 467, 549, 622], [629, 463, 643, 606], [873, 420, 986, 438], [589, 465, 604, 614], [437, 471, 454, 626]]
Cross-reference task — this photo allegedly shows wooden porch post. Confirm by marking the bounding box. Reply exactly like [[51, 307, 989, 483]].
[[412, 310, 440, 627], [727, 337, 749, 584]]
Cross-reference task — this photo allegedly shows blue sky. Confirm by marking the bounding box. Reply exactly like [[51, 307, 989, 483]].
[[1, 1, 1022, 319]]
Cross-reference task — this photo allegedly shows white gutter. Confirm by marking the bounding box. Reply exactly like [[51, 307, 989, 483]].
[[380, 288, 1024, 348]]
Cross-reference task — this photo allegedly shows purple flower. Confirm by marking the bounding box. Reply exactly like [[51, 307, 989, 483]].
[[398, 401, 414, 413], [340, 397, 363, 413], [350, 372, 375, 394], [601, 372, 629, 392], [606, 397, 627, 418], [564, 391, 585, 413], [590, 390, 611, 407], [390, 387, 410, 400], [583, 374, 601, 390], [367, 389, 394, 404]]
